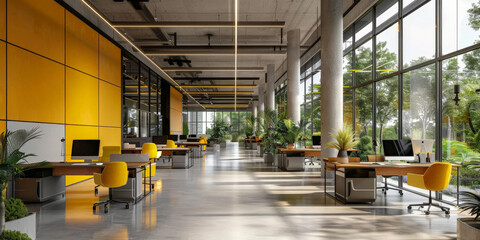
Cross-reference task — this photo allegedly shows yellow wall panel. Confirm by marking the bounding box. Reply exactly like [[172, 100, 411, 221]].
[[0, 121, 5, 134], [65, 124, 98, 186], [7, 45, 64, 123], [170, 86, 183, 133], [99, 81, 121, 127], [99, 36, 121, 86], [66, 68, 98, 126], [7, 0, 65, 63], [99, 127, 121, 157], [66, 12, 98, 77], [0, 0, 5, 40], [0, 42, 5, 120]]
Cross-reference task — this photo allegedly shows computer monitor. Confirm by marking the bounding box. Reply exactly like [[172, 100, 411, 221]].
[[312, 136, 321, 146], [189, 134, 197, 138], [168, 135, 179, 141], [411, 139, 434, 154], [383, 140, 414, 161], [180, 135, 187, 140], [71, 140, 100, 162], [152, 136, 168, 144]]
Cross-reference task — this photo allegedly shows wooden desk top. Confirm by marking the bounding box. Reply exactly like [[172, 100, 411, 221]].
[[278, 148, 322, 153], [323, 160, 461, 176], [175, 142, 207, 146], [26, 162, 149, 168], [158, 148, 190, 151], [23, 162, 150, 176]]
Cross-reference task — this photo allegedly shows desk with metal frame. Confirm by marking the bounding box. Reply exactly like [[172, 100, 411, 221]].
[[175, 142, 207, 159], [159, 148, 193, 169], [322, 159, 461, 204], [17, 162, 153, 204]]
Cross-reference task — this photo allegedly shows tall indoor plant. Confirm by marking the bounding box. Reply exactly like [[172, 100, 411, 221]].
[[259, 110, 281, 163], [281, 119, 302, 149], [326, 126, 358, 163], [0, 128, 42, 232], [210, 119, 229, 144]]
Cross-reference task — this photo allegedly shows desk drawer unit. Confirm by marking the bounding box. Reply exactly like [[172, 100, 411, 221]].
[[335, 168, 376, 203]]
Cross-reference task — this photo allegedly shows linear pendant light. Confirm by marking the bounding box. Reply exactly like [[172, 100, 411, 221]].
[[80, 0, 204, 109], [234, 0, 238, 111]]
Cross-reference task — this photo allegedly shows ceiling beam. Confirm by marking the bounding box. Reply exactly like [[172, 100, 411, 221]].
[[144, 45, 288, 56], [181, 85, 256, 88], [187, 91, 254, 95], [163, 67, 264, 72], [174, 77, 259, 81], [112, 21, 285, 28]]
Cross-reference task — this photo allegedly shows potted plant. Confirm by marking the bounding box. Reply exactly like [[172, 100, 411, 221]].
[[326, 126, 358, 164], [0, 128, 43, 237], [183, 123, 189, 136], [457, 191, 480, 240], [281, 119, 302, 149], [225, 135, 232, 144], [210, 119, 229, 149], [259, 110, 281, 164], [4, 198, 35, 240]]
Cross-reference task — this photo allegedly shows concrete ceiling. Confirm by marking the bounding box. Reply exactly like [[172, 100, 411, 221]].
[[88, 0, 354, 109]]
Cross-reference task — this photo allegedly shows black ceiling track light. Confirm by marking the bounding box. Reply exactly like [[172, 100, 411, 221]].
[[163, 58, 192, 67], [113, 0, 149, 10]]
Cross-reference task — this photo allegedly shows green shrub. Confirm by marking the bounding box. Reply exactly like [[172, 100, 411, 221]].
[[231, 133, 238, 142], [225, 135, 232, 140], [350, 136, 373, 162], [5, 198, 28, 221], [238, 136, 245, 142], [0, 230, 31, 240]]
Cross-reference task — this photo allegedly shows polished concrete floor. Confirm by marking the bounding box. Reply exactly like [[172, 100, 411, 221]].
[[29, 143, 462, 239]]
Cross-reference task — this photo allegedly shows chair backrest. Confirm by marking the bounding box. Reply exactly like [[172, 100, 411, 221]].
[[166, 140, 177, 148], [100, 146, 121, 162], [142, 143, 158, 159], [110, 153, 149, 162], [423, 162, 452, 191], [367, 155, 385, 162], [101, 162, 128, 188]]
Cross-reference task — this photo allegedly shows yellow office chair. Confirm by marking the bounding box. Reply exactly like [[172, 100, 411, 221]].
[[95, 146, 122, 195], [407, 162, 452, 215], [166, 140, 177, 148], [199, 138, 207, 151], [141, 143, 159, 189], [367, 154, 403, 195], [93, 162, 129, 213]]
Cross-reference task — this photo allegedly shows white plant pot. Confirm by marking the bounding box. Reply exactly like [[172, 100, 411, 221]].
[[457, 218, 480, 240], [214, 144, 220, 151], [5, 212, 36, 240], [225, 140, 231, 143]]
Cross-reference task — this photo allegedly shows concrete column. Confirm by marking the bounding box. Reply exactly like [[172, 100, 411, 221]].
[[287, 29, 301, 123], [321, 0, 343, 161], [265, 64, 275, 111], [252, 101, 258, 131], [257, 80, 265, 114]]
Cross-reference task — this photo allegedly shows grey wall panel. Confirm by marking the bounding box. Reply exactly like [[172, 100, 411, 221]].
[[7, 121, 65, 163]]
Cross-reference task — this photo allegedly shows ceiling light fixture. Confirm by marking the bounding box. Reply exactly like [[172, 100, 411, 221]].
[[234, 0, 238, 111], [80, 0, 204, 109]]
